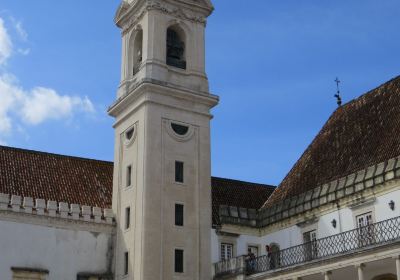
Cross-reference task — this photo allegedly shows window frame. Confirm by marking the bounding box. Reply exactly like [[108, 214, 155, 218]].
[[175, 161, 184, 184], [174, 249, 184, 273], [126, 165, 132, 188], [220, 242, 233, 261], [124, 251, 129, 276], [175, 203, 184, 227], [125, 206, 131, 230]]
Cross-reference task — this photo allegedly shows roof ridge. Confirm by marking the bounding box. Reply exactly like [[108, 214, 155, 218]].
[[339, 74, 400, 110], [212, 176, 276, 188], [0, 145, 113, 165], [265, 74, 400, 208]]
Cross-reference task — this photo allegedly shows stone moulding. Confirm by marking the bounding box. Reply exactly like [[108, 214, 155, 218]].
[[0, 193, 114, 225], [219, 156, 400, 229], [116, 0, 209, 35]]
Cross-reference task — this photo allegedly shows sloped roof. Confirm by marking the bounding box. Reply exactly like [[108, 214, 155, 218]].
[[0, 146, 114, 208], [265, 75, 400, 207], [211, 177, 275, 226], [0, 145, 274, 224]]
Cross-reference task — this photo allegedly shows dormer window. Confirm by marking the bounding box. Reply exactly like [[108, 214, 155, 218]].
[[166, 27, 186, 69]]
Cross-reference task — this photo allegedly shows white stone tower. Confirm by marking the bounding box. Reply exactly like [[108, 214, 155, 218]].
[[108, 0, 218, 279]]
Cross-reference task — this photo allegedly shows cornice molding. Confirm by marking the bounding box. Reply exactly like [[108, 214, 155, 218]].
[[0, 210, 115, 234], [116, 0, 209, 34]]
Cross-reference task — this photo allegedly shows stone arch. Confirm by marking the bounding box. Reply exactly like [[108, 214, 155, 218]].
[[128, 25, 143, 76], [166, 23, 187, 69], [269, 243, 280, 269], [371, 274, 396, 280]]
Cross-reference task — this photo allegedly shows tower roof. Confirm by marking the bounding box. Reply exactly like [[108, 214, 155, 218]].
[[265, 75, 400, 207]]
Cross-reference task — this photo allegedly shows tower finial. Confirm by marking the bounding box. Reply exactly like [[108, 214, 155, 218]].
[[334, 77, 342, 107]]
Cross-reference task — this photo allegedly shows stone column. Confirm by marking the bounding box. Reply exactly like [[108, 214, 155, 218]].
[[323, 271, 332, 280], [395, 256, 400, 280], [356, 264, 365, 280]]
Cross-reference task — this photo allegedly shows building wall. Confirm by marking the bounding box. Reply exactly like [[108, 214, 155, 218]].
[[0, 217, 113, 279], [211, 184, 400, 263]]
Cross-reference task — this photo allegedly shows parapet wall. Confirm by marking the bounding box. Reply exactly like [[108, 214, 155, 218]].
[[0, 193, 114, 224]]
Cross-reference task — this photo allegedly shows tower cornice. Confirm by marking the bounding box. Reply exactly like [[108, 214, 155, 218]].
[[108, 79, 219, 120], [115, 0, 213, 33]]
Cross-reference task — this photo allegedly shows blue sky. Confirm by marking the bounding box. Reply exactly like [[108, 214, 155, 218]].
[[0, 0, 399, 186]]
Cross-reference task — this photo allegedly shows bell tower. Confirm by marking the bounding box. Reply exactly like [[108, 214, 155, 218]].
[[109, 0, 218, 279]]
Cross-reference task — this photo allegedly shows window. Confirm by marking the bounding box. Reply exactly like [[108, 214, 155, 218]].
[[220, 243, 233, 260], [303, 230, 317, 260], [124, 252, 129, 275], [357, 212, 374, 246], [132, 29, 143, 75], [166, 27, 186, 69], [175, 204, 184, 226], [175, 161, 184, 183], [125, 207, 131, 229], [125, 127, 135, 140], [171, 123, 189, 136], [126, 165, 132, 187], [174, 249, 184, 273], [269, 243, 280, 269], [248, 245, 259, 257], [11, 267, 48, 280]]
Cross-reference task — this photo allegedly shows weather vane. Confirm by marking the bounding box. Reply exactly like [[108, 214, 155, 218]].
[[334, 77, 342, 107]]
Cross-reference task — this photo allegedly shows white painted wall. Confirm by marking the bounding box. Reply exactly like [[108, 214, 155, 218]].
[[0, 219, 112, 280], [211, 186, 400, 264]]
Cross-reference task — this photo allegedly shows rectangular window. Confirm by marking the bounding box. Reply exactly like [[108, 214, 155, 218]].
[[248, 245, 259, 257], [303, 230, 317, 260], [126, 165, 132, 187], [220, 243, 233, 260], [357, 212, 374, 246], [125, 207, 131, 229], [175, 161, 184, 183], [175, 204, 184, 226], [124, 252, 129, 275], [174, 249, 184, 273]]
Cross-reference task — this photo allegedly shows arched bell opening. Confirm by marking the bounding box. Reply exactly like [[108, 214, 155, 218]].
[[166, 24, 186, 70]]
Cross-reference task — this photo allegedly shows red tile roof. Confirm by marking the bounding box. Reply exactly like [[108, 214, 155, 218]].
[[0, 146, 113, 208], [265, 75, 400, 207], [0, 146, 275, 224], [211, 177, 275, 226]]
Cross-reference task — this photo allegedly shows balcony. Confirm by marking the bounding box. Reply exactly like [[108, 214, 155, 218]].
[[213, 215, 400, 279]]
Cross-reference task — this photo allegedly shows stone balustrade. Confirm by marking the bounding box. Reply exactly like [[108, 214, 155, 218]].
[[0, 193, 114, 224]]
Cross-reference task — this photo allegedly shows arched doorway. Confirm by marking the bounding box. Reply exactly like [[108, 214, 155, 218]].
[[269, 243, 280, 269], [371, 274, 396, 280]]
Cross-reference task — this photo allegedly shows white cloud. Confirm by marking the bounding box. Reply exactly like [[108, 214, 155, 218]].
[[17, 48, 30, 55], [0, 74, 95, 132], [0, 16, 96, 142], [20, 87, 94, 125], [0, 18, 12, 65], [14, 20, 27, 41]]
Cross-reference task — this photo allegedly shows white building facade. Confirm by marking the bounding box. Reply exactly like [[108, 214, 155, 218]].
[[1, 0, 400, 280]]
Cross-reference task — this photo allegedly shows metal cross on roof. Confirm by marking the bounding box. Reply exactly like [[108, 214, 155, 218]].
[[334, 77, 342, 107]]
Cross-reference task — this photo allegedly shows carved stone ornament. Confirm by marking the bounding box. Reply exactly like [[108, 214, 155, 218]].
[[121, 1, 207, 35]]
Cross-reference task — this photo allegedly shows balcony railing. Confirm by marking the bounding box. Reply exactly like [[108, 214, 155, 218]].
[[214, 215, 400, 278]]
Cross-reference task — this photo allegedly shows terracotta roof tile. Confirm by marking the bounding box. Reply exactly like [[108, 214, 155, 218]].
[[265, 75, 400, 207], [0, 146, 113, 208], [0, 146, 274, 225], [211, 177, 275, 226]]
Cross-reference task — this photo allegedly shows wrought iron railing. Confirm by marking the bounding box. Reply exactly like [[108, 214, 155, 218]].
[[213, 215, 400, 278]]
